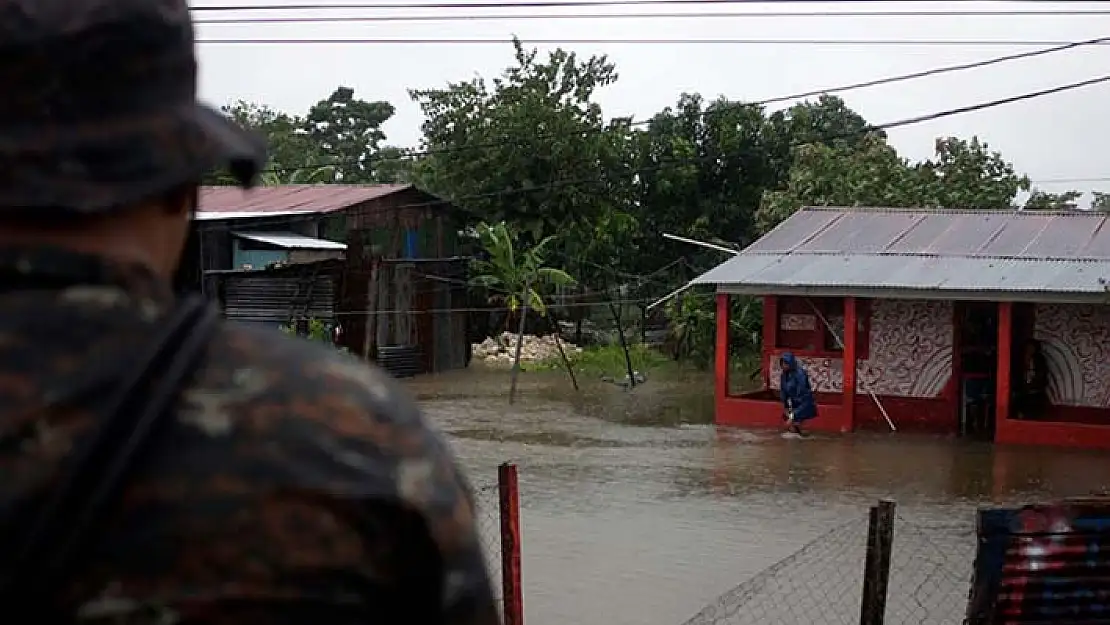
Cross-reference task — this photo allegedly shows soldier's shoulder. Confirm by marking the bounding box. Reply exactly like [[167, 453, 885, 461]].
[[206, 320, 421, 425], [183, 320, 464, 503]]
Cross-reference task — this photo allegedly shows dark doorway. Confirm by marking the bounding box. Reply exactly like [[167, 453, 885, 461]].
[[956, 301, 998, 440]]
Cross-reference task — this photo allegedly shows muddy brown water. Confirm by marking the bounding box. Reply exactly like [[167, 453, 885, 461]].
[[406, 366, 1110, 625]]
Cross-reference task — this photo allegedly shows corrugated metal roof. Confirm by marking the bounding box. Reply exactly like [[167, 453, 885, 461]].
[[198, 184, 414, 216], [692, 207, 1110, 300], [232, 231, 348, 250], [694, 253, 1110, 296], [747, 206, 1110, 260], [193, 210, 309, 221]]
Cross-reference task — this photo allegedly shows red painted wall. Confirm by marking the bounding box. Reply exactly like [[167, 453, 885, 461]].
[[718, 390, 951, 434]]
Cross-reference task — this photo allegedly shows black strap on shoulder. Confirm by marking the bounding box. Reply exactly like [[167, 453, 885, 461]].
[[0, 294, 219, 610]]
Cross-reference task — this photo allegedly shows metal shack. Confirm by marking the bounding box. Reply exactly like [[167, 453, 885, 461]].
[[186, 184, 471, 376], [690, 206, 1110, 451]]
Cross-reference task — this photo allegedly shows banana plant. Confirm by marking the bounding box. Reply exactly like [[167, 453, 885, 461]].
[[468, 221, 576, 321], [468, 221, 577, 402]]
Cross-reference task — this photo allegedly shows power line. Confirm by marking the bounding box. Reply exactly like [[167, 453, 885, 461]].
[[252, 35, 1110, 173], [194, 9, 1110, 24], [201, 72, 1110, 221], [197, 37, 1110, 46], [188, 0, 1072, 11], [1032, 177, 1110, 185]]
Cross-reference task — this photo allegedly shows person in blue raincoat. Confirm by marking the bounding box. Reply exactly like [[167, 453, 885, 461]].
[[779, 352, 818, 435]]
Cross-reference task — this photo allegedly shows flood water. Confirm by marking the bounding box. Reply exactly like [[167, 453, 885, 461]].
[[406, 367, 1110, 625]]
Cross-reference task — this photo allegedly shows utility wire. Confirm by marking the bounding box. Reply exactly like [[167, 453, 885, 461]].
[[197, 37, 1110, 46], [251, 35, 1110, 174], [197, 72, 1110, 223], [188, 0, 1073, 12], [1032, 177, 1110, 184], [194, 9, 1110, 24]]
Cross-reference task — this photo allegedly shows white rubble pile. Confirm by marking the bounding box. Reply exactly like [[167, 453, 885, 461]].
[[471, 332, 581, 365]]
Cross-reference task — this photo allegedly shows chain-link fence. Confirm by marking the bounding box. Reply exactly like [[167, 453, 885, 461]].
[[470, 463, 524, 625], [470, 463, 979, 625], [679, 518, 870, 625], [675, 505, 979, 625], [886, 515, 977, 625], [472, 481, 505, 608]]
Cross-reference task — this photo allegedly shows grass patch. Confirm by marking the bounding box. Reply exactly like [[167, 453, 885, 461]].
[[526, 343, 677, 378]]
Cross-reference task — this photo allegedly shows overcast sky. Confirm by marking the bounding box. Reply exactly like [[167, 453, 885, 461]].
[[193, 0, 1110, 204]]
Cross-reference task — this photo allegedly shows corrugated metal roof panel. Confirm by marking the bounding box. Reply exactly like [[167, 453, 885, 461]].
[[198, 184, 414, 215], [691, 207, 1110, 298], [232, 231, 347, 250], [193, 210, 308, 221], [745, 207, 1110, 261], [693, 253, 1110, 296]]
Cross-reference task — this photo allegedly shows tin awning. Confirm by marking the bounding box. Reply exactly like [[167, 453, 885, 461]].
[[231, 231, 347, 251]]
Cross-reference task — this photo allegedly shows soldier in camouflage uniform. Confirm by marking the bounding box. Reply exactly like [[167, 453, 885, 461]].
[[0, 1, 498, 623]]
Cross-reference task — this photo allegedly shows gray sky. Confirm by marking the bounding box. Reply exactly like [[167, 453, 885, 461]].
[[193, 0, 1110, 204]]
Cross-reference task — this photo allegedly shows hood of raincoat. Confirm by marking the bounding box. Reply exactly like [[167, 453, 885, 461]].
[[780, 351, 798, 370]]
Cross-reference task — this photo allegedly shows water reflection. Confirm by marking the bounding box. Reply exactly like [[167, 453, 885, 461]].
[[405, 367, 1110, 625]]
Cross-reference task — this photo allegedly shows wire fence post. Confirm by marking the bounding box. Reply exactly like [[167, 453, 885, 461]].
[[498, 462, 524, 625], [860, 499, 896, 625]]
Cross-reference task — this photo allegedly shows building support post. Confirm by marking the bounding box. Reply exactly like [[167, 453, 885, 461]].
[[995, 301, 1013, 437], [761, 296, 778, 390], [843, 296, 858, 431], [716, 293, 730, 402]]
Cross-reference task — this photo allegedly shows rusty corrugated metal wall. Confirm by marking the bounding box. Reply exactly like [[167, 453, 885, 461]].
[[215, 261, 340, 327], [968, 498, 1110, 624]]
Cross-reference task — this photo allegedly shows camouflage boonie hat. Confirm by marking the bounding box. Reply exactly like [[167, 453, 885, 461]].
[[0, 0, 266, 214]]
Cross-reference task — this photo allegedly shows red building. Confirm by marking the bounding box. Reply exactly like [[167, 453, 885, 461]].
[[694, 206, 1110, 450]]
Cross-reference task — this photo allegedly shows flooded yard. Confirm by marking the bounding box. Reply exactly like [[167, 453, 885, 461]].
[[406, 366, 1110, 625]]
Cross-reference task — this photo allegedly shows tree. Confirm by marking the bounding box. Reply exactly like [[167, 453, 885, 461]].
[[1093, 192, 1110, 212], [757, 133, 1032, 233], [1024, 188, 1082, 210], [304, 86, 396, 182], [203, 101, 326, 185], [914, 137, 1030, 209], [630, 93, 787, 279], [469, 221, 578, 401], [369, 146, 417, 184], [469, 221, 576, 320], [757, 132, 919, 232], [410, 37, 629, 240]]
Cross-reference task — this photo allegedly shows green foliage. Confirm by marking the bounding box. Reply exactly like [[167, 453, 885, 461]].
[[1025, 188, 1082, 210], [527, 343, 674, 377], [279, 318, 348, 354], [205, 88, 410, 186], [210, 44, 1048, 370], [663, 291, 761, 369], [305, 86, 397, 182], [410, 37, 629, 243], [469, 221, 577, 316], [1093, 192, 1110, 212], [757, 134, 1031, 233]]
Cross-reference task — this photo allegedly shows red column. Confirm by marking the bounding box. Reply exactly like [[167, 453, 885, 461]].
[[843, 297, 858, 430], [995, 301, 1013, 433], [761, 296, 778, 390], [716, 293, 730, 401], [498, 463, 524, 625]]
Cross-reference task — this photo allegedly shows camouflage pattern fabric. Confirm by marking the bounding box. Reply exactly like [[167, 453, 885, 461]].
[[0, 246, 498, 625], [0, 0, 264, 213]]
